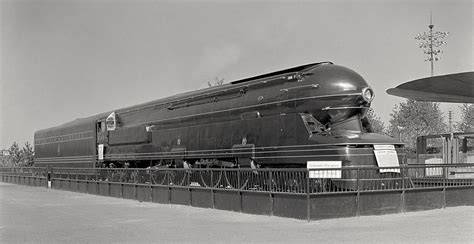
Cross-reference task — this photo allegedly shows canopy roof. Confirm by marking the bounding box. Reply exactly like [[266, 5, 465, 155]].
[[386, 72, 474, 103]]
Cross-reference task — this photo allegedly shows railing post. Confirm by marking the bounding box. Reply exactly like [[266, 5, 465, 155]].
[[236, 169, 242, 213], [120, 169, 124, 198], [211, 169, 215, 209], [75, 169, 79, 192], [306, 169, 310, 222], [268, 170, 272, 192], [401, 165, 406, 213], [187, 168, 191, 187], [356, 167, 360, 217], [167, 170, 171, 204], [95, 168, 99, 195], [133, 169, 138, 201], [269, 170, 273, 217], [442, 165, 446, 209], [237, 169, 241, 190], [107, 169, 111, 197], [188, 169, 191, 206], [149, 169, 153, 202], [49, 166, 53, 189], [85, 171, 88, 193], [45, 167, 49, 188], [210, 169, 214, 188]]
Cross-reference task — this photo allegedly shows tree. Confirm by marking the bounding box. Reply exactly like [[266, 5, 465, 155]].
[[207, 77, 225, 87], [456, 103, 474, 132], [20, 142, 35, 167], [8, 142, 22, 165], [366, 108, 386, 134], [1, 141, 35, 167], [388, 100, 447, 153], [0, 150, 10, 167]]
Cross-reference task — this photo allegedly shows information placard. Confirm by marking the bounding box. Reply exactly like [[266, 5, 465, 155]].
[[373, 145, 396, 150], [424, 158, 443, 176], [373, 145, 400, 173], [307, 161, 342, 179], [98, 144, 104, 160]]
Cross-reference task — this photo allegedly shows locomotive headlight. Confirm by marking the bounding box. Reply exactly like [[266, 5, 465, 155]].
[[362, 87, 374, 103]]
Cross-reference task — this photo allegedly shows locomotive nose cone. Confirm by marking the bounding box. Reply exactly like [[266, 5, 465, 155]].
[[333, 80, 357, 91], [309, 64, 370, 94], [301, 64, 374, 125]]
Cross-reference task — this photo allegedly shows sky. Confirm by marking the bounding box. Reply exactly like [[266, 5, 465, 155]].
[[1, 0, 473, 149]]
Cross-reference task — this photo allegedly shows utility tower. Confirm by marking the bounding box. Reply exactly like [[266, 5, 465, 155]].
[[415, 13, 449, 77]]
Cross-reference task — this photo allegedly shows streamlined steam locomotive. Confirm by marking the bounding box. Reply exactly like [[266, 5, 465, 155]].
[[34, 62, 404, 170]]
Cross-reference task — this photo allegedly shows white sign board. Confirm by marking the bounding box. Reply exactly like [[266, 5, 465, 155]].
[[425, 158, 443, 177], [467, 155, 474, 163], [373, 145, 400, 173], [448, 167, 474, 179], [106, 112, 116, 131], [307, 161, 341, 179], [374, 145, 396, 150], [98, 144, 104, 160]]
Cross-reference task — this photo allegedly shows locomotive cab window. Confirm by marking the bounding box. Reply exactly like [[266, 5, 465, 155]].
[[97, 121, 106, 132]]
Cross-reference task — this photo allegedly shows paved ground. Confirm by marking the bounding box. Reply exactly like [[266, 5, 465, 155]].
[[0, 182, 473, 243]]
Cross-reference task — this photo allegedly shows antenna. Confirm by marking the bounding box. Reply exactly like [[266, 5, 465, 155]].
[[429, 11, 434, 29]]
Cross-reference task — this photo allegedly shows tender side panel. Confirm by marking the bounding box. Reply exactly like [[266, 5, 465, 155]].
[[109, 126, 151, 145], [34, 120, 96, 168]]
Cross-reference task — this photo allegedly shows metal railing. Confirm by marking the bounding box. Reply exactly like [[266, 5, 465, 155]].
[[2, 164, 474, 221], [407, 163, 474, 188], [0, 167, 47, 178], [35, 164, 474, 194]]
